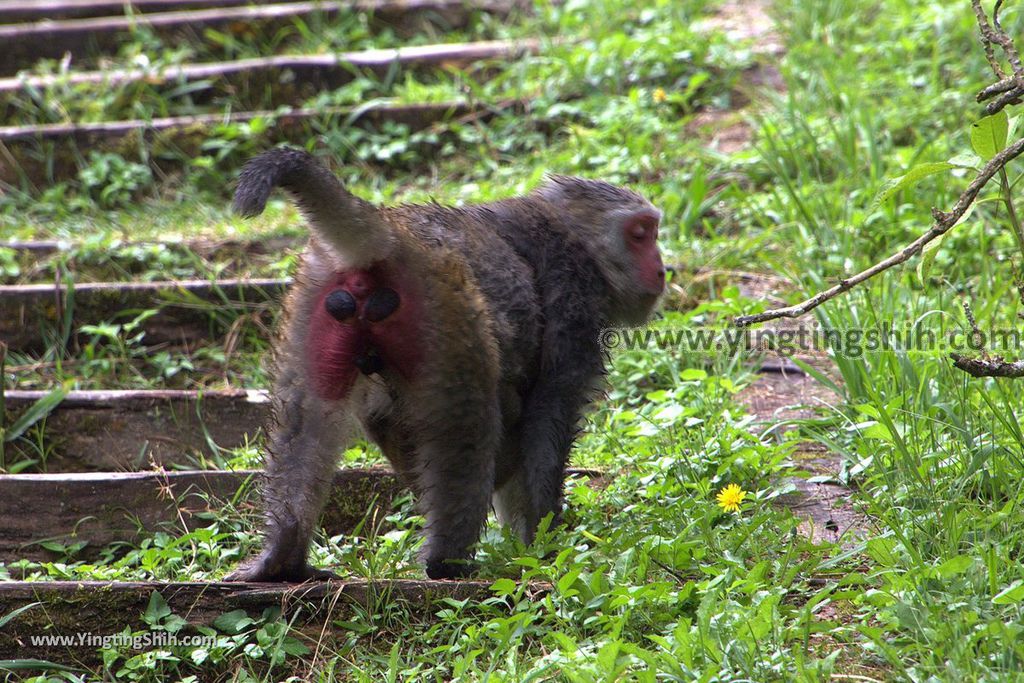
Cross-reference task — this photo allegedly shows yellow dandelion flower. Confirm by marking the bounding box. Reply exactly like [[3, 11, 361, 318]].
[[716, 484, 747, 513], [653, 87, 667, 103]]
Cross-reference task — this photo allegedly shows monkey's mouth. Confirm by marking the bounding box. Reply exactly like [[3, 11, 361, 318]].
[[642, 292, 663, 309], [638, 284, 666, 313], [641, 280, 666, 299]]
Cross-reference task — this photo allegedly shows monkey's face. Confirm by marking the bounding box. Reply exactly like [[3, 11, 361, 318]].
[[623, 209, 665, 298], [535, 175, 666, 325], [604, 206, 666, 326]]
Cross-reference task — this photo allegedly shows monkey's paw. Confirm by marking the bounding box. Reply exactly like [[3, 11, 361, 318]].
[[225, 557, 338, 583], [425, 558, 477, 580]]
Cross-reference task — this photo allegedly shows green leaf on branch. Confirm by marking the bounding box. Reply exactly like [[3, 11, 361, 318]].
[[947, 151, 982, 169], [970, 109, 1009, 160], [917, 232, 947, 284], [872, 162, 955, 208]]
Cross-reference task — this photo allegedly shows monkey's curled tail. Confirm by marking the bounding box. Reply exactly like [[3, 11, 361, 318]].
[[233, 147, 394, 265]]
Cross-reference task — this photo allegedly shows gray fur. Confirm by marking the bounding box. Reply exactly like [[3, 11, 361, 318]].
[[227, 148, 663, 582], [234, 147, 395, 267]]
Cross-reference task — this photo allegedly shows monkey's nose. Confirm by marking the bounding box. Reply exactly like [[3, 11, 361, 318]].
[[364, 287, 401, 322], [325, 289, 357, 321]]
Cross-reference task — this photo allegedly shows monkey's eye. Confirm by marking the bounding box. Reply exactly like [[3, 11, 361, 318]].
[[624, 212, 659, 245], [627, 221, 654, 244]]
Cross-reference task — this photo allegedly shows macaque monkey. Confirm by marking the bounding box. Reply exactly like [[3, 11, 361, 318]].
[[227, 148, 665, 581]]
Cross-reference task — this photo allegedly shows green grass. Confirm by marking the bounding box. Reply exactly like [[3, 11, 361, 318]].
[[4, 0, 1024, 680], [0, 0, 740, 224]]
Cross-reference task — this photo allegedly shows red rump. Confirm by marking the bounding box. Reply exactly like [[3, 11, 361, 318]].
[[307, 264, 424, 401]]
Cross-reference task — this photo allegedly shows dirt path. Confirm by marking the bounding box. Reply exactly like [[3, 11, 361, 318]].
[[691, 0, 872, 546], [738, 371, 871, 545], [688, 0, 785, 153]]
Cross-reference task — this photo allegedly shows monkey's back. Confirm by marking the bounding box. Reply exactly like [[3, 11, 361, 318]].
[[383, 203, 544, 395]]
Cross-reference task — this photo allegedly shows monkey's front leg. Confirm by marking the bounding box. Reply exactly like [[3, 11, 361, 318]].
[[508, 278, 604, 544]]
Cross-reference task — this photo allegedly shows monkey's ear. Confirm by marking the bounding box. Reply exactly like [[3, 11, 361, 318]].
[[536, 174, 577, 202]]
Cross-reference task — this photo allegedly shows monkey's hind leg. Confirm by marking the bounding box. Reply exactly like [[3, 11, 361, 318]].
[[406, 337, 502, 579], [412, 401, 501, 580], [227, 383, 352, 583]]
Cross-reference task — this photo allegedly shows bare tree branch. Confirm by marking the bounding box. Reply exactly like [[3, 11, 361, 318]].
[[951, 353, 1024, 377], [991, 0, 1023, 73], [983, 87, 1024, 114], [735, 0, 1024, 384], [974, 0, 1009, 77], [977, 76, 1018, 100], [974, 0, 1024, 112], [735, 136, 1024, 326]]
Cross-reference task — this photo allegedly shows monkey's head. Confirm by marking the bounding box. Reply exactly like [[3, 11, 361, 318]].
[[538, 176, 666, 326]]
